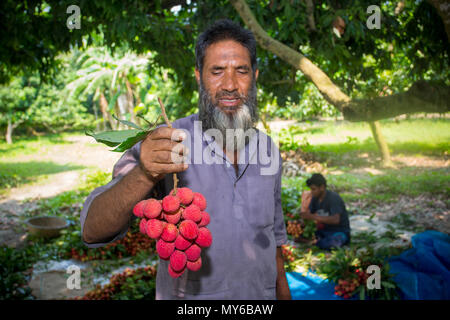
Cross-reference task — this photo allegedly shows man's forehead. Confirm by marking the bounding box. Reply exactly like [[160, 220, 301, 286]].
[[203, 40, 251, 66]]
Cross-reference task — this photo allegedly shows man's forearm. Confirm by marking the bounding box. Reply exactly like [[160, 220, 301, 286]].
[[276, 247, 292, 300], [313, 214, 340, 225], [83, 165, 156, 244]]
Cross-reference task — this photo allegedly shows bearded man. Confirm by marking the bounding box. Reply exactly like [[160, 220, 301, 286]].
[[80, 19, 291, 300]]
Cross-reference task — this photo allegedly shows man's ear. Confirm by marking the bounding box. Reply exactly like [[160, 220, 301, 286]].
[[254, 68, 259, 81], [194, 68, 200, 85]]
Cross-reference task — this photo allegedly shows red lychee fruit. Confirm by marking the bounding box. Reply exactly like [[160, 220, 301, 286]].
[[160, 223, 178, 242], [179, 220, 199, 240], [192, 192, 207, 211], [164, 208, 182, 224], [170, 250, 187, 272], [174, 234, 192, 251], [162, 195, 180, 213], [156, 239, 175, 260], [195, 227, 212, 248], [168, 264, 185, 278], [185, 244, 201, 262], [146, 219, 164, 239], [182, 204, 202, 222], [198, 211, 210, 227], [133, 200, 147, 218], [170, 187, 194, 205], [143, 199, 162, 219], [139, 219, 147, 234], [186, 257, 202, 272]]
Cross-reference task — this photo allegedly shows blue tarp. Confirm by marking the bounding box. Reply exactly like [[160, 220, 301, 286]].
[[388, 230, 450, 300], [287, 271, 342, 300], [287, 231, 450, 300]]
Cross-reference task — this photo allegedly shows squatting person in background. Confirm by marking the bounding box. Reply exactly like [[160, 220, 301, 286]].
[[80, 19, 291, 300], [298, 173, 351, 250]]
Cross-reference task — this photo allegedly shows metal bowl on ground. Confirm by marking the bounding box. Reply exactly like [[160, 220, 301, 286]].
[[25, 216, 69, 238]]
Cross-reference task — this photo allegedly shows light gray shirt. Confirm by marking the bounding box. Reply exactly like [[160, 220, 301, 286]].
[[80, 113, 287, 299]]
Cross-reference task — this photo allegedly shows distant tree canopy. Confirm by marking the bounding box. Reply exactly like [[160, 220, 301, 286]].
[[1, 0, 449, 122]]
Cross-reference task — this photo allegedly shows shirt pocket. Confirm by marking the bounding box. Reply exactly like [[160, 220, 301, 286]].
[[245, 174, 276, 229], [180, 245, 229, 295]]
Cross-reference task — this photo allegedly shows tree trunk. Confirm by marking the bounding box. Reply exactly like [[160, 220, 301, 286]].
[[260, 111, 271, 135], [115, 100, 124, 130], [125, 79, 137, 124], [135, 94, 143, 128], [304, 0, 316, 32], [230, 0, 450, 121], [343, 81, 450, 122], [368, 121, 393, 167], [100, 91, 116, 130], [427, 0, 450, 42], [6, 117, 13, 144], [230, 0, 350, 109], [92, 98, 100, 131]]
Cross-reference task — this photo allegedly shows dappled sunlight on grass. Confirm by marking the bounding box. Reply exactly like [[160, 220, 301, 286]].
[[0, 133, 79, 159], [0, 161, 86, 190], [287, 118, 449, 164], [283, 165, 450, 204]]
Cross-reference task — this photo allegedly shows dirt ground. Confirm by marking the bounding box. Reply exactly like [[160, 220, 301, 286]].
[[1, 133, 449, 248], [1, 131, 448, 300], [0, 135, 122, 248]]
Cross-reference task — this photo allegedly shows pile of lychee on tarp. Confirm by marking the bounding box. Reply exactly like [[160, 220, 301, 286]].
[[133, 187, 212, 278]]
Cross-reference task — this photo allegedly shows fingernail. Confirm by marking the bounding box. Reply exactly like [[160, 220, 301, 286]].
[[178, 132, 186, 141]]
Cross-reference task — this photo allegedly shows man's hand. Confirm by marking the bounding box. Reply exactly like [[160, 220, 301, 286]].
[[139, 127, 189, 182], [300, 210, 315, 221], [300, 191, 312, 212], [276, 247, 292, 300]]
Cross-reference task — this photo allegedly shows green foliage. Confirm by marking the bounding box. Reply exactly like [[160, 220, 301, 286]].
[[315, 247, 400, 300], [0, 246, 38, 299], [1, 0, 448, 124], [78, 266, 157, 300], [0, 61, 94, 138], [276, 125, 306, 151], [302, 220, 318, 239], [281, 184, 303, 215]]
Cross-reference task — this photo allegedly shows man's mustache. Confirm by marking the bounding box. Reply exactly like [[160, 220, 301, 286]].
[[215, 91, 245, 100]]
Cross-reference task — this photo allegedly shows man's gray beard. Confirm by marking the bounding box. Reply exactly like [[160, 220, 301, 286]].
[[198, 79, 258, 152]]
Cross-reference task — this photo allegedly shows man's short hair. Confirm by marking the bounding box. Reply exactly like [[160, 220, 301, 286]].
[[195, 19, 258, 75], [306, 173, 327, 188]]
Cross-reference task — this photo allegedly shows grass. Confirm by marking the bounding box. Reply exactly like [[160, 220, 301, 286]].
[[0, 131, 101, 193], [0, 132, 80, 160], [283, 165, 450, 204], [0, 161, 86, 191], [278, 117, 449, 203], [286, 118, 449, 162]]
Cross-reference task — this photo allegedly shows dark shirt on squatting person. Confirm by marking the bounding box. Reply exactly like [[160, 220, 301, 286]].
[[80, 113, 287, 300], [308, 190, 351, 236]]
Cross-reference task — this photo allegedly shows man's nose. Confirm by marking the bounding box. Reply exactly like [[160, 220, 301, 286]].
[[221, 71, 238, 92]]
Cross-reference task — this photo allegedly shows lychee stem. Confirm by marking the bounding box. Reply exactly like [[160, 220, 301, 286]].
[[157, 97, 179, 194]]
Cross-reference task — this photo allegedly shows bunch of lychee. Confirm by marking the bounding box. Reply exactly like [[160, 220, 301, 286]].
[[133, 187, 212, 278], [286, 220, 302, 238], [334, 269, 368, 299]]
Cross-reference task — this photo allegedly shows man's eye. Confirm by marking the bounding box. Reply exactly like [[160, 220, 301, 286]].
[[212, 71, 222, 75], [238, 70, 249, 74]]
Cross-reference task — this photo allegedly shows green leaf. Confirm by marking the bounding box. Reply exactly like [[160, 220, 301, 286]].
[[86, 129, 144, 148], [112, 114, 143, 130], [359, 286, 366, 300], [381, 281, 396, 289], [108, 89, 122, 112], [112, 130, 149, 152]]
